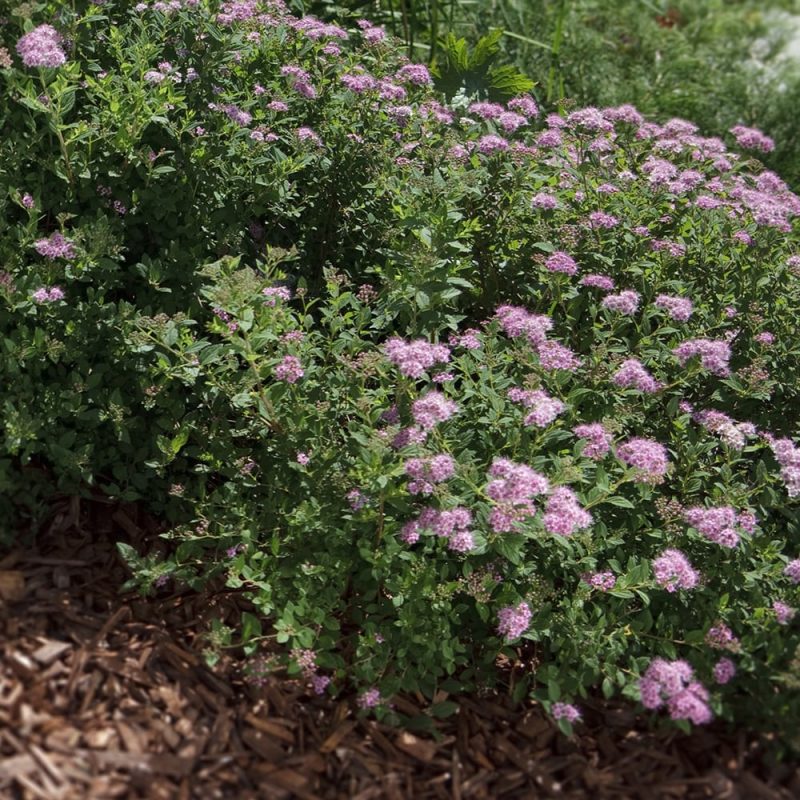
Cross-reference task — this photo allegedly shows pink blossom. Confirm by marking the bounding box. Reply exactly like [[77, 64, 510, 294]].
[[730, 124, 774, 153], [494, 305, 553, 347], [602, 290, 640, 315], [551, 702, 581, 723], [486, 458, 549, 533], [384, 337, 451, 379], [573, 423, 612, 459], [263, 286, 291, 305], [639, 658, 712, 724], [683, 506, 743, 548], [705, 623, 739, 650], [508, 388, 566, 427], [357, 688, 382, 709], [582, 571, 616, 591], [395, 64, 432, 86], [274, 355, 304, 383], [16, 25, 66, 68], [580, 274, 615, 291], [496, 602, 532, 640], [542, 487, 592, 536], [673, 339, 731, 376], [34, 232, 75, 260], [784, 559, 800, 583], [537, 341, 581, 372], [773, 601, 795, 625], [652, 549, 699, 592], [713, 658, 736, 685], [613, 359, 660, 393], [544, 251, 578, 276], [616, 438, 669, 482], [411, 391, 458, 430], [532, 192, 558, 210], [755, 331, 775, 346], [507, 95, 539, 118], [404, 454, 456, 495], [654, 294, 693, 322]]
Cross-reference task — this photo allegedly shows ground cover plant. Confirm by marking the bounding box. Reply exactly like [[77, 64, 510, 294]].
[[1, 0, 800, 751]]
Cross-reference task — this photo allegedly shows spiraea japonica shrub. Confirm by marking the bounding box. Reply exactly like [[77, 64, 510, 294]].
[[1, 0, 800, 744]]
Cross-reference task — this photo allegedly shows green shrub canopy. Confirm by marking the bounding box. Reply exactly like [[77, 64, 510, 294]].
[[1, 0, 799, 745]]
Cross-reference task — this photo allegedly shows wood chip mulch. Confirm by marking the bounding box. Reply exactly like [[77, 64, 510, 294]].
[[1, 496, 798, 799]]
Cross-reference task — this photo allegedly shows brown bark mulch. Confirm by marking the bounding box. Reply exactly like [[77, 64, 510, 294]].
[[1, 496, 798, 800]]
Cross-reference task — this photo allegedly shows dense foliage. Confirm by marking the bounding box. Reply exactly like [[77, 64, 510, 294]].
[[2, 0, 800, 747], [316, 0, 800, 188]]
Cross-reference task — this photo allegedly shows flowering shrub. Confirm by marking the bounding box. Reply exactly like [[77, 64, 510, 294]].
[[2, 1, 800, 745]]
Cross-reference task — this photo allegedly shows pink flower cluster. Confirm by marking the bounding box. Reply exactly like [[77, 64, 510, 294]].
[[673, 339, 731, 376], [281, 65, 316, 98], [494, 306, 582, 371], [587, 210, 619, 229], [730, 124, 774, 153], [537, 340, 581, 371], [494, 305, 553, 347], [404, 454, 456, 495], [580, 274, 615, 291], [769, 438, 800, 497], [340, 71, 377, 93], [273, 354, 304, 383], [496, 601, 532, 641], [601, 290, 640, 315], [652, 548, 699, 592], [773, 601, 796, 625], [34, 232, 75, 260], [391, 426, 427, 449], [32, 286, 65, 304], [639, 658, 712, 724], [262, 286, 291, 305], [395, 63, 432, 86], [357, 688, 382, 709], [400, 506, 474, 552], [16, 25, 66, 68], [754, 331, 775, 346], [508, 388, 565, 428], [291, 648, 330, 695], [683, 506, 750, 548], [542, 487, 592, 536], [713, 658, 736, 685], [694, 409, 756, 450], [544, 251, 578, 276], [705, 623, 739, 650], [613, 358, 660, 393], [347, 488, 368, 510], [784, 559, 800, 583], [616, 437, 669, 482], [573, 423, 612, 459], [411, 391, 458, 430], [485, 458, 549, 533], [532, 192, 558, 210], [508, 94, 539, 118], [551, 703, 582, 724], [654, 294, 693, 322], [450, 328, 481, 350], [581, 571, 616, 591], [384, 337, 450, 378]]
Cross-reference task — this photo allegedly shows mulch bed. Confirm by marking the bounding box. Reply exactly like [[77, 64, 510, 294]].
[[1, 496, 798, 799]]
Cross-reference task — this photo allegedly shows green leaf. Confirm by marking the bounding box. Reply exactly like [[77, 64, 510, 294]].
[[241, 611, 262, 644], [430, 701, 459, 719]]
